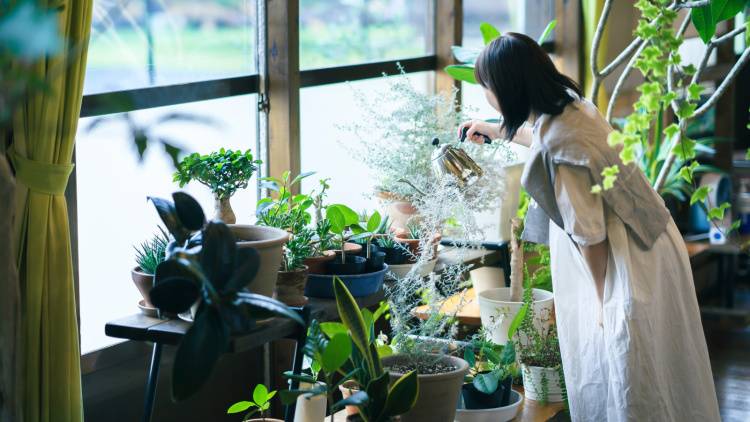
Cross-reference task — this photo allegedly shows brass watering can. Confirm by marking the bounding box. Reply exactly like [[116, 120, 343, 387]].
[[430, 127, 492, 187]]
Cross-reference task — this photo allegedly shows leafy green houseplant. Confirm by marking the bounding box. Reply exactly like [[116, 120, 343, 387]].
[[256, 170, 315, 233], [275, 227, 314, 307], [325, 203, 365, 266], [173, 148, 261, 224], [507, 285, 565, 405], [131, 227, 170, 308], [146, 191, 304, 400], [461, 334, 518, 410], [227, 384, 279, 421]]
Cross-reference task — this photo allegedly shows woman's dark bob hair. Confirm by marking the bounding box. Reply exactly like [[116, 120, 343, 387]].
[[475, 32, 582, 141]]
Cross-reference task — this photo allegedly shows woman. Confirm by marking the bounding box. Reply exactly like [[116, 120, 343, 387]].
[[460, 33, 720, 421]]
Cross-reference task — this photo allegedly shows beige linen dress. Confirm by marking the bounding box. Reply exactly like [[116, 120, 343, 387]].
[[547, 163, 721, 421]]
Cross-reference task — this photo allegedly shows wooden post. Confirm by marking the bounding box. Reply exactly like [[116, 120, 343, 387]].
[[555, 0, 582, 84], [434, 0, 463, 96], [265, 0, 301, 191]]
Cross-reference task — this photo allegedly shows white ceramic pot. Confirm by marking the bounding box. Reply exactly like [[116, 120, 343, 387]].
[[454, 389, 524, 422], [228, 225, 289, 297], [478, 287, 554, 345], [293, 382, 327, 422], [521, 365, 565, 403], [386, 258, 437, 279], [470, 267, 506, 301]]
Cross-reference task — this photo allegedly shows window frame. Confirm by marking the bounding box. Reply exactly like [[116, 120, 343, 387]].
[[75, 0, 562, 370]]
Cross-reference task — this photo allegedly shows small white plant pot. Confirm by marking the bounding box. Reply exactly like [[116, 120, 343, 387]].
[[387, 258, 437, 279], [294, 382, 327, 422], [521, 365, 565, 403], [454, 389, 524, 422], [478, 287, 554, 345]]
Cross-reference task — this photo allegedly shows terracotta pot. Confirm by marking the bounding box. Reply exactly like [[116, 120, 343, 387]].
[[275, 266, 309, 307], [131, 267, 154, 308], [339, 380, 361, 416], [214, 196, 236, 224], [382, 353, 469, 422], [376, 191, 419, 230], [303, 250, 336, 274], [394, 231, 442, 263], [228, 225, 289, 297]]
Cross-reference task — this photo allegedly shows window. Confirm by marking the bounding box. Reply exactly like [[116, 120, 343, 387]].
[[299, 0, 431, 70], [76, 96, 258, 353], [86, 0, 257, 94]]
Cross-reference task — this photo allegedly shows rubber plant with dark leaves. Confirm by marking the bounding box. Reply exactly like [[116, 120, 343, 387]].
[[283, 277, 418, 422], [147, 191, 304, 401]]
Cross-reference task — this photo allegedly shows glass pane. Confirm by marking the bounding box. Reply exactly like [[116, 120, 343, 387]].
[[76, 95, 258, 353], [299, 0, 431, 69], [463, 1, 519, 49], [85, 0, 256, 94], [300, 72, 432, 211]]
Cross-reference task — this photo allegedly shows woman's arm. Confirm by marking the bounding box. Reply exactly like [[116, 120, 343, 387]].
[[580, 240, 608, 306], [457, 120, 533, 147]]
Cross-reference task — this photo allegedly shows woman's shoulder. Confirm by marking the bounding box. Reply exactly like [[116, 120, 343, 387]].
[[535, 97, 612, 152]]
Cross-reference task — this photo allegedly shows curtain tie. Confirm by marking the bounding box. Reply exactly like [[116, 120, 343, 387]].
[[10, 150, 74, 196]]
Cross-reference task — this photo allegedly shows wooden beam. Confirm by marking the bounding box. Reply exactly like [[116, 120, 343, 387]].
[[554, 0, 582, 84], [265, 0, 301, 190], [434, 0, 463, 96]]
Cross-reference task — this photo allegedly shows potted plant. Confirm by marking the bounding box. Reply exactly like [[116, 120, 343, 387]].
[[275, 227, 313, 307], [311, 277, 419, 422], [478, 219, 553, 345], [173, 148, 261, 224], [351, 210, 386, 272], [132, 227, 169, 310], [303, 219, 337, 274], [508, 286, 565, 405], [454, 334, 523, 422], [146, 192, 304, 400], [376, 235, 408, 266], [394, 221, 442, 264], [227, 384, 282, 422], [324, 204, 367, 275]]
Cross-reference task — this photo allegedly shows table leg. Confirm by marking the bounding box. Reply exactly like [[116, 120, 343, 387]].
[[285, 306, 311, 422], [142, 342, 163, 422]]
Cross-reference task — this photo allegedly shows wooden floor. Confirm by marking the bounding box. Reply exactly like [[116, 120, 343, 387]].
[[703, 286, 750, 422]]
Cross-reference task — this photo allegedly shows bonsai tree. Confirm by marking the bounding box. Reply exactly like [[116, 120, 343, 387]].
[[227, 384, 277, 421], [173, 148, 261, 224], [147, 192, 304, 400]]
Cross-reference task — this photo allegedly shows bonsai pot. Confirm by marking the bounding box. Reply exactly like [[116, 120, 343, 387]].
[[365, 251, 386, 272], [454, 389, 524, 422], [326, 255, 367, 275], [274, 265, 309, 307], [338, 380, 361, 416], [394, 231, 442, 263], [295, 381, 327, 422], [228, 225, 289, 297], [303, 250, 336, 274], [376, 190, 418, 230], [381, 353, 469, 422], [381, 245, 409, 265], [478, 287, 554, 345], [386, 258, 437, 280], [521, 365, 564, 403], [131, 267, 154, 308], [461, 376, 512, 409], [305, 264, 388, 298]]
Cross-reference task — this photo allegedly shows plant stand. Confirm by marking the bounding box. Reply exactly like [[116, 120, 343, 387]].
[[105, 292, 385, 422]]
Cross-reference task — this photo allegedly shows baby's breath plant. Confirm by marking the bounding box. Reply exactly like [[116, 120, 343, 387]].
[[341, 66, 512, 206]]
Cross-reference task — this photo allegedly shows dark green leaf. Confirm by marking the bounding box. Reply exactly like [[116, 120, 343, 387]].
[[150, 259, 201, 313], [711, 0, 746, 24], [233, 292, 304, 325], [200, 221, 236, 291], [507, 303, 529, 340], [365, 371, 390, 419], [172, 306, 229, 400], [691, 5, 715, 43], [333, 277, 371, 358], [500, 341, 516, 365], [224, 248, 261, 292], [463, 343, 476, 368], [148, 196, 190, 243], [282, 371, 317, 384], [333, 391, 369, 411], [384, 370, 418, 417], [172, 192, 205, 231]]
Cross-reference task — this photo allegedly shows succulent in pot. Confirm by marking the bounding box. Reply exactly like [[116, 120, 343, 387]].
[[275, 227, 313, 307], [376, 235, 408, 265], [394, 221, 441, 263], [132, 226, 170, 308], [146, 191, 304, 401], [173, 148, 261, 224]]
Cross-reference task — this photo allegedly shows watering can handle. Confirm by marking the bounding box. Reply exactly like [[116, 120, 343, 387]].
[[459, 126, 493, 144]]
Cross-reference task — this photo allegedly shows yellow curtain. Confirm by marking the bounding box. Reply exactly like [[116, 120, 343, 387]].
[[9, 0, 93, 420], [582, 0, 609, 109]]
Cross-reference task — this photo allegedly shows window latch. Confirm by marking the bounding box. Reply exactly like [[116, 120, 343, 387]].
[[257, 93, 270, 113]]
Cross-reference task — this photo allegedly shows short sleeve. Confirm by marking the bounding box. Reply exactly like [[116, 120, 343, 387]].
[[554, 164, 606, 246]]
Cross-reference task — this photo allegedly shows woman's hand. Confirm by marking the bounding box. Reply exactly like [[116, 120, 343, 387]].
[[457, 120, 502, 144]]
